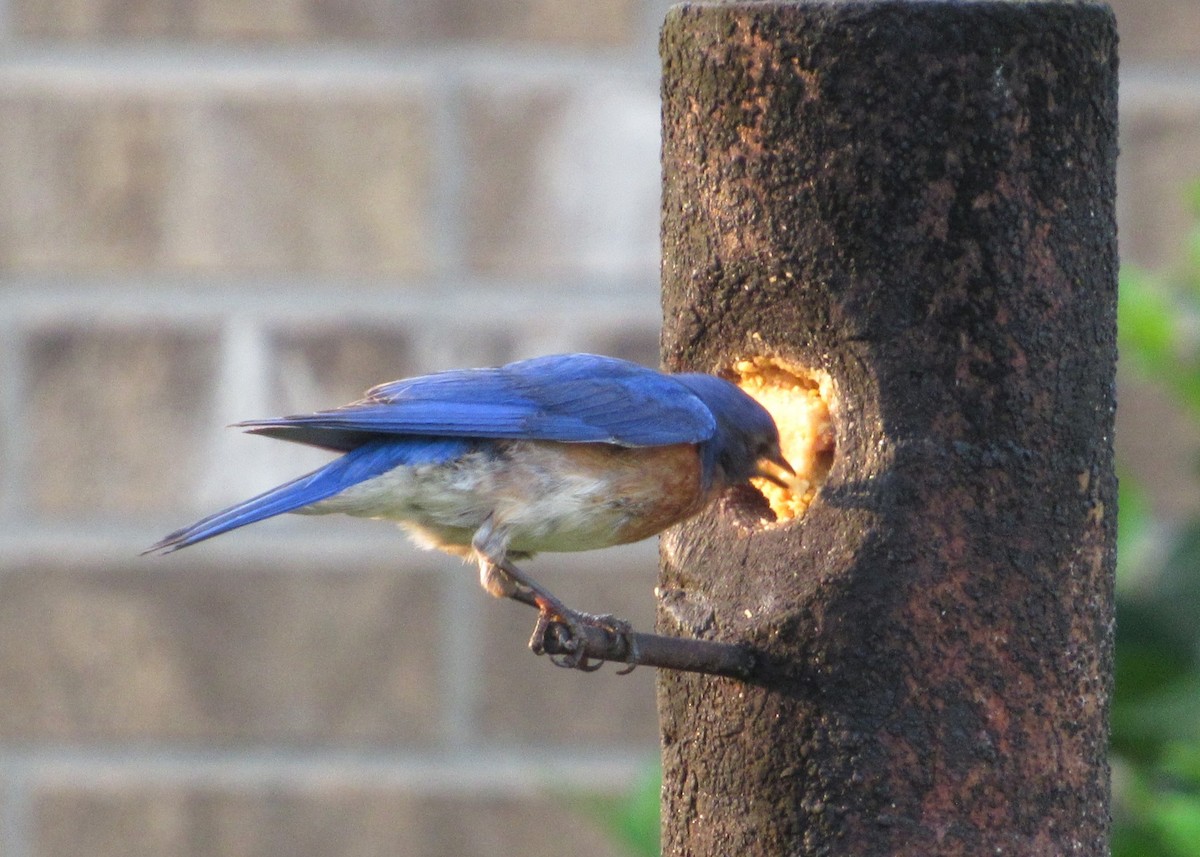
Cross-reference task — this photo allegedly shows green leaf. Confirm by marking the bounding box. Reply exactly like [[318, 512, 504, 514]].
[[1119, 268, 1176, 376], [1112, 673, 1200, 760], [1150, 792, 1200, 857], [1112, 822, 1164, 857], [1185, 179, 1200, 219], [582, 763, 661, 857], [1116, 473, 1152, 589], [1162, 742, 1200, 784], [1119, 267, 1200, 414]]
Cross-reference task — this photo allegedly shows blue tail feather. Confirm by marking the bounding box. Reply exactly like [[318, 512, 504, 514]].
[[145, 438, 471, 554]]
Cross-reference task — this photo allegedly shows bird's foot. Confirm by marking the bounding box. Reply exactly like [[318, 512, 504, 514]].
[[531, 609, 601, 671], [596, 614, 639, 675], [529, 607, 638, 673]]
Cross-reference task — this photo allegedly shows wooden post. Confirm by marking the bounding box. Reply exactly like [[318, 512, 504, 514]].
[[657, 2, 1118, 854]]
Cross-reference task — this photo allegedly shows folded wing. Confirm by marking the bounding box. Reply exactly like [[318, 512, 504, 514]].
[[237, 353, 717, 452]]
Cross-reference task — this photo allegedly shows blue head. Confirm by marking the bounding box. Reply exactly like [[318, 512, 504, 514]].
[[672, 373, 793, 490]]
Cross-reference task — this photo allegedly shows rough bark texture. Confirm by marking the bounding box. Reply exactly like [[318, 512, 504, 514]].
[[657, 2, 1118, 855]]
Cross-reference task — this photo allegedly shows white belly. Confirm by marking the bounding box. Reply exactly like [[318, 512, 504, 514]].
[[298, 445, 643, 555]]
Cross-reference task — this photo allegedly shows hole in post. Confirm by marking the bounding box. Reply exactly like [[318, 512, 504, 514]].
[[728, 356, 836, 524]]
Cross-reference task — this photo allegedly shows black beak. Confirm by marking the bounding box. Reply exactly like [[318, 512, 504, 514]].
[[755, 449, 795, 488]]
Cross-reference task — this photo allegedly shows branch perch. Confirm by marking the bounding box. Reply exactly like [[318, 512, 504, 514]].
[[531, 616, 757, 680]]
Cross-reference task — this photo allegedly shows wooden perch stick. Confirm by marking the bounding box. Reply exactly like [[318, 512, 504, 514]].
[[532, 617, 757, 680]]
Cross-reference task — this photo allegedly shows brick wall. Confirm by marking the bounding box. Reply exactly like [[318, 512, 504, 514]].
[[0, 2, 1196, 856], [0, 2, 671, 856]]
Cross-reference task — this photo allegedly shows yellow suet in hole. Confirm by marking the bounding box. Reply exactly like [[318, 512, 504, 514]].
[[731, 356, 835, 522]]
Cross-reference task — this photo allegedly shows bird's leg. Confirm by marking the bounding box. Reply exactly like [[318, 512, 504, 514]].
[[494, 557, 607, 671], [471, 517, 636, 671], [505, 556, 641, 673]]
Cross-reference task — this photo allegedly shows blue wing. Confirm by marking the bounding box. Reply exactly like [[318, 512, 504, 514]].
[[236, 354, 717, 452], [144, 438, 471, 553]]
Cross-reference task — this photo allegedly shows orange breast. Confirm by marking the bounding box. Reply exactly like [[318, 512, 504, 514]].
[[544, 442, 710, 544]]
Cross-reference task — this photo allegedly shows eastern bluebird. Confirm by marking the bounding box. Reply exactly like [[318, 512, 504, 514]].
[[147, 353, 792, 667]]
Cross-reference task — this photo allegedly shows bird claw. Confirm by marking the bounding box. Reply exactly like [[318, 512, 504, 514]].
[[533, 614, 603, 671], [603, 614, 639, 675], [529, 609, 638, 673]]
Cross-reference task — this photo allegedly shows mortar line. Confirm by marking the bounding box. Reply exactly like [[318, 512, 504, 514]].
[[0, 44, 653, 95], [0, 318, 27, 523], [0, 745, 654, 795], [0, 276, 660, 324], [0, 768, 31, 857], [0, 523, 659, 576]]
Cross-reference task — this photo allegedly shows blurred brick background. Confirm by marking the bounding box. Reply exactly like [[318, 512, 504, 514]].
[[0, 1, 1196, 855]]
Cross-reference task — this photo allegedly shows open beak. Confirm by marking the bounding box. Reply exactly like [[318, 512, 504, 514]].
[[755, 450, 795, 489]]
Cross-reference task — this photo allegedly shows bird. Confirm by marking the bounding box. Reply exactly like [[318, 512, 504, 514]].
[[147, 353, 793, 669]]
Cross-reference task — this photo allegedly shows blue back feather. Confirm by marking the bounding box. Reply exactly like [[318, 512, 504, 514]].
[[236, 354, 718, 451]]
